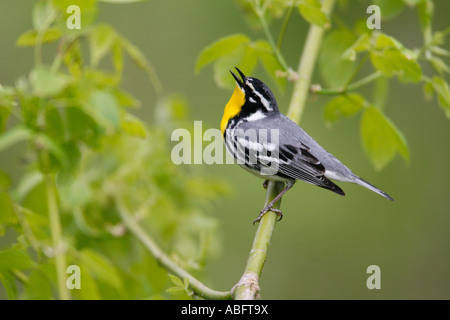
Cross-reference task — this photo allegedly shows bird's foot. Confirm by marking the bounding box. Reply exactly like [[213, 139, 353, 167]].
[[262, 180, 269, 190], [253, 205, 283, 225]]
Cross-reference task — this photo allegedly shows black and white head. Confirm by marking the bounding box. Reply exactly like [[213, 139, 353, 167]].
[[230, 67, 279, 114]]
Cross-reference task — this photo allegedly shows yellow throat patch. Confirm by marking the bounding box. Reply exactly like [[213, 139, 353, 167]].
[[220, 85, 245, 135]]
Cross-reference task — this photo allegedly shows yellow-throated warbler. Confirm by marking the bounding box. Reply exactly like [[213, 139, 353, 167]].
[[221, 67, 393, 223]]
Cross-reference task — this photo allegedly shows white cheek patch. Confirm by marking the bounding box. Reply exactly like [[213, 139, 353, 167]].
[[244, 110, 266, 122]]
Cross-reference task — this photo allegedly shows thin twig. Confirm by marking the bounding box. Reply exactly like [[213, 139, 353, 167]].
[[41, 151, 70, 300], [250, 0, 290, 72], [312, 71, 383, 95], [277, 5, 295, 50]]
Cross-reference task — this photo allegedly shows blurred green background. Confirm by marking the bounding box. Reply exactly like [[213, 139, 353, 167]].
[[1, 0, 449, 299]]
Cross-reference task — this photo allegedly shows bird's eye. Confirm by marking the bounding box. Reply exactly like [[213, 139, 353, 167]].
[[248, 93, 259, 103]]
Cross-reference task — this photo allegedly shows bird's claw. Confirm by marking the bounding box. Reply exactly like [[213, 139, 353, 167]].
[[253, 206, 283, 225]]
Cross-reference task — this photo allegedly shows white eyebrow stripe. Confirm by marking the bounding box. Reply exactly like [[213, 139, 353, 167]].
[[246, 80, 272, 111]]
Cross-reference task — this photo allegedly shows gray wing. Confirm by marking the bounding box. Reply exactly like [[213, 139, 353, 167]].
[[236, 115, 346, 195], [277, 142, 345, 195], [252, 113, 393, 200]]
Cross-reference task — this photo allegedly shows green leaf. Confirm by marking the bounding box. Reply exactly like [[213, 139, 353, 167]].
[[166, 286, 185, 295], [45, 108, 65, 142], [16, 28, 62, 47], [430, 27, 450, 47], [32, 0, 57, 31], [428, 77, 450, 117], [423, 80, 434, 100], [372, 76, 389, 110], [60, 178, 92, 208], [12, 171, 44, 202], [195, 34, 250, 73], [0, 248, 33, 271], [113, 88, 139, 108], [324, 93, 366, 124], [112, 41, 124, 79], [24, 266, 53, 299], [342, 33, 371, 61], [166, 274, 192, 296], [0, 271, 17, 299], [64, 107, 99, 143], [319, 30, 358, 88], [0, 90, 13, 133], [0, 170, 11, 192], [0, 192, 16, 229], [35, 133, 69, 169], [89, 23, 117, 67], [298, 0, 330, 27], [213, 42, 260, 89], [79, 249, 123, 291], [430, 46, 450, 57], [118, 36, 162, 92], [212, 44, 247, 89], [52, 0, 98, 31], [239, 44, 260, 78], [370, 50, 422, 83], [168, 274, 184, 288], [29, 66, 71, 98], [254, 40, 286, 90], [71, 265, 101, 300], [373, 0, 405, 19], [58, 141, 82, 180], [374, 33, 403, 50], [0, 125, 32, 153], [360, 107, 409, 170], [428, 56, 450, 75], [63, 41, 83, 79], [121, 113, 147, 138], [87, 90, 121, 129]]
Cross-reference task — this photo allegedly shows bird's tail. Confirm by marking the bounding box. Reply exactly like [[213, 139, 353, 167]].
[[354, 177, 394, 201]]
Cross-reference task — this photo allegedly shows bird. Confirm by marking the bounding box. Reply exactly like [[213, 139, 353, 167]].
[[221, 67, 393, 224]]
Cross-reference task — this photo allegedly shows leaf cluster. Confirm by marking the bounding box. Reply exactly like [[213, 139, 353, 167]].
[[197, 0, 450, 170], [0, 0, 227, 299]]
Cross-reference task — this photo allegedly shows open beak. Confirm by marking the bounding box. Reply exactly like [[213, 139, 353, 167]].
[[229, 67, 246, 89]]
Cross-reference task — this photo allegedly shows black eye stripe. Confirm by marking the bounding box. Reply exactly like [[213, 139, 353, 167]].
[[247, 92, 260, 102]]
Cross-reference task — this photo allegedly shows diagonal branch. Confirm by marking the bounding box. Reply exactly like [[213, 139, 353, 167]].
[[116, 200, 232, 300]]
